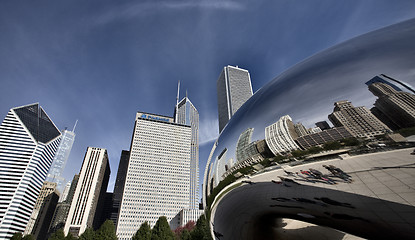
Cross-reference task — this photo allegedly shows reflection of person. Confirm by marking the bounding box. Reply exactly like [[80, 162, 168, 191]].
[[315, 197, 355, 208]]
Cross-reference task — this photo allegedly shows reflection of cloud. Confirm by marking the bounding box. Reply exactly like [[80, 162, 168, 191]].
[[200, 117, 219, 145], [95, 0, 245, 25]]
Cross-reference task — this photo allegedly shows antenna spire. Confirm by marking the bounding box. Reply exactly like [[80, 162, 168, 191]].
[[72, 119, 78, 132], [175, 81, 180, 123]]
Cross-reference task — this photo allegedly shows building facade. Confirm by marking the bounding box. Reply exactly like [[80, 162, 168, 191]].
[[217, 65, 253, 133], [64, 148, 110, 237], [368, 82, 415, 129], [328, 100, 391, 139], [46, 128, 76, 193], [111, 150, 130, 227], [265, 115, 300, 156], [296, 126, 353, 149], [175, 97, 199, 210], [0, 103, 61, 239], [116, 112, 191, 240]]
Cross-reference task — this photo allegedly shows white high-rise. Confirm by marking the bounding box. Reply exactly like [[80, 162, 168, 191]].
[[64, 147, 110, 237], [217, 65, 253, 133], [116, 112, 191, 240], [0, 103, 61, 239]]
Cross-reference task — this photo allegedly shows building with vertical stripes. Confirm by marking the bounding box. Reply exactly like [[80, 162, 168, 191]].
[[116, 112, 191, 240], [265, 115, 300, 156], [0, 103, 61, 239], [63, 147, 110, 237], [175, 95, 199, 210], [217, 65, 253, 133]]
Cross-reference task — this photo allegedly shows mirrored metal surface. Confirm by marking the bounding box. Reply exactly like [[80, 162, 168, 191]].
[[203, 19, 415, 239]]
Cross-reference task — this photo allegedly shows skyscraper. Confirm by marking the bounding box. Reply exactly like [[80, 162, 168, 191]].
[[174, 89, 199, 209], [328, 100, 391, 139], [265, 115, 300, 155], [46, 124, 76, 193], [368, 82, 415, 129], [64, 147, 110, 237], [116, 112, 191, 239], [0, 103, 61, 239], [217, 65, 253, 133], [111, 150, 130, 226]]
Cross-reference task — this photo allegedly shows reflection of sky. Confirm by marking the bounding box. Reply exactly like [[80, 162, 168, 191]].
[[207, 18, 415, 185]]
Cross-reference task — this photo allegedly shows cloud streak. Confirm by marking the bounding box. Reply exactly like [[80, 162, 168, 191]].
[[94, 0, 245, 25]]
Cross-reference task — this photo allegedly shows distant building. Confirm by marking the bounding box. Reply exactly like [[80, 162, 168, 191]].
[[328, 100, 391, 139], [315, 121, 331, 130], [46, 126, 76, 193], [64, 148, 110, 237], [296, 127, 353, 149], [236, 128, 259, 162], [28, 183, 59, 240], [48, 175, 79, 237], [116, 112, 191, 239], [179, 209, 204, 227], [294, 122, 309, 137], [0, 103, 61, 239], [365, 74, 415, 94], [59, 181, 71, 203], [175, 93, 200, 210], [111, 150, 130, 227], [368, 82, 415, 129], [265, 115, 300, 155], [217, 65, 253, 132], [25, 182, 59, 238]]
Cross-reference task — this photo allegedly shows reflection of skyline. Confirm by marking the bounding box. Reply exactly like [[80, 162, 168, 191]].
[[210, 73, 415, 188]]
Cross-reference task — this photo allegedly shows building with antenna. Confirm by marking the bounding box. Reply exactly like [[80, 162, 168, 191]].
[[0, 103, 61, 239], [46, 120, 77, 193]]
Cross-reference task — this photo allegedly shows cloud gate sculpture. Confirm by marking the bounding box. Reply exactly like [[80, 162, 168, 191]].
[[203, 19, 415, 240]]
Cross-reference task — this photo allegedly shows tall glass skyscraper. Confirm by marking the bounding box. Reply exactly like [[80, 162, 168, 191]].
[[46, 126, 76, 193], [175, 96, 199, 209], [0, 103, 61, 239], [217, 65, 253, 133]]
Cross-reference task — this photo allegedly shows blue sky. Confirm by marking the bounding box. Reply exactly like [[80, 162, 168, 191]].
[[1, 0, 415, 198]]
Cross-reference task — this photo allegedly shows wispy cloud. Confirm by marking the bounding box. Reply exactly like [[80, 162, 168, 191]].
[[94, 0, 245, 25], [199, 116, 219, 145]]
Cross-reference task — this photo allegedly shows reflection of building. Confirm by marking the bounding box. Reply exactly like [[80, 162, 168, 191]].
[[49, 175, 79, 236], [296, 127, 353, 149], [328, 100, 391, 139], [236, 128, 259, 162], [116, 112, 191, 239], [265, 115, 300, 155], [175, 95, 200, 210], [25, 182, 59, 239], [64, 147, 110, 237], [365, 74, 415, 94], [294, 123, 309, 137], [315, 121, 331, 130], [111, 150, 129, 227], [217, 65, 253, 132], [46, 127, 76, 193], [0, 103, 61, 239], [368, 82, 415, 129]]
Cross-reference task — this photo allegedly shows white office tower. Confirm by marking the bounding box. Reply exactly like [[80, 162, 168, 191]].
[[217, 65, 253, 133], [64, 147, 110, 237], [116, 112, 191, 240], [0, 103, 61, 239], [46, 125, 76, 193], [59, 181, 71, 203], [265, 115, 300, 155]]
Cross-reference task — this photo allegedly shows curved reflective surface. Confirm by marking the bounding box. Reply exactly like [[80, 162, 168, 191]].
[[203, 19, 415, 240]]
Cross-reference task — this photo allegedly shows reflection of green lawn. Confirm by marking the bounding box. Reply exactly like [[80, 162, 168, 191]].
[[212, 182, 242, 208]]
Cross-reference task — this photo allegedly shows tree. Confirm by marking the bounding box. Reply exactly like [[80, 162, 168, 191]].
[[133, 221, 151, 240], [65, 233, 76, 240], [78, 228, 95, 240], [174, 221, 195, 240], [179, 229, 191, 240], [151, 216, 174, 240], [191, 214, 212, 240], [95, 220, 117, 240], [48, 229, 65, 240], [22, 235, 35, 240], [11, 232, 23, 240]]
